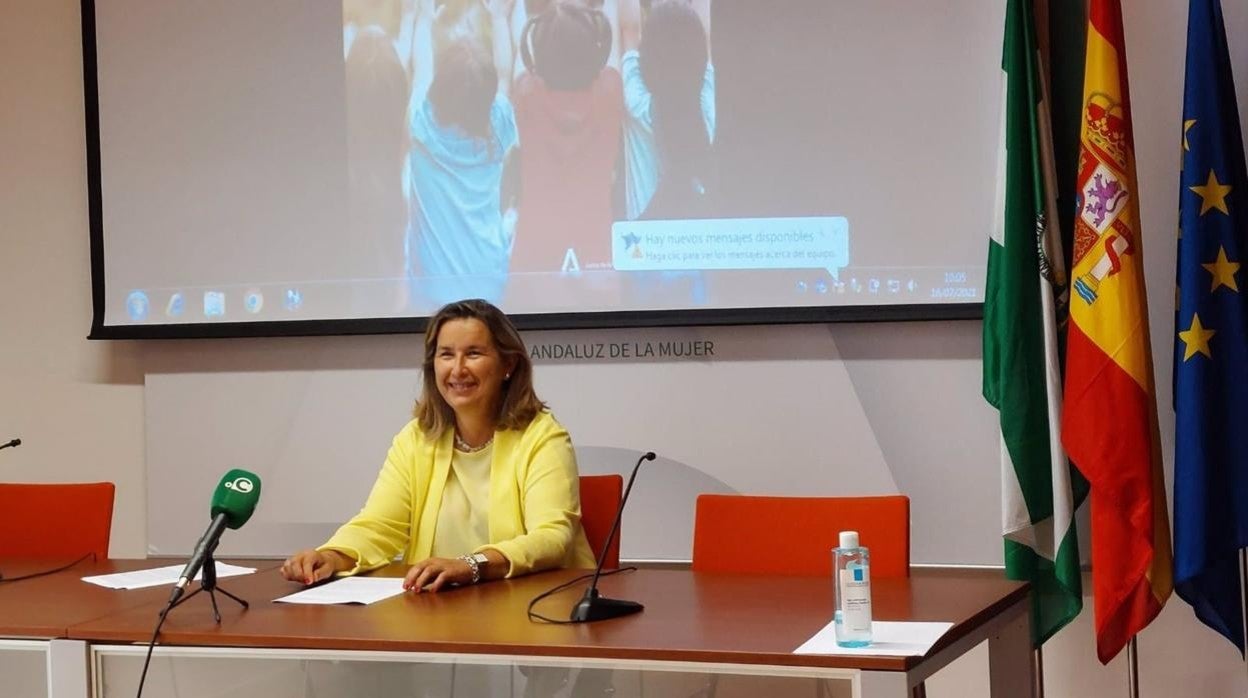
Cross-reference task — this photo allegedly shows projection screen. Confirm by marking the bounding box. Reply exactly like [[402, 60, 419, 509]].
[[86, 0, 1000, 337]]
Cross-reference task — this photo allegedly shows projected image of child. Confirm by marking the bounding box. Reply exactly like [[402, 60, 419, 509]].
[[340, 0, 718, 311], [405, 0, 519, 307], [345, 27, 409, 304], [508, 0, 622, 273], [619, 0, 715, 221]]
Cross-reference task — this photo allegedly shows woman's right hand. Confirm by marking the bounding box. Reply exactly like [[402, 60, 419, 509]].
[[280, 549, 352, 585]]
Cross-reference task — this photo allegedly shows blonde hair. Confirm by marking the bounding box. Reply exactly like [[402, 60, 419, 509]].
[[414, 299, 546, 437]]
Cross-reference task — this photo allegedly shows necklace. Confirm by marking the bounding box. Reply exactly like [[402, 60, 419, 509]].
[[454, 432, 494, 453]]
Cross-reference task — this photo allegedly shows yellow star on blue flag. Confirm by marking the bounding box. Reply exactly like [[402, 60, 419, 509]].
[[1190, 169, 1233, 215]]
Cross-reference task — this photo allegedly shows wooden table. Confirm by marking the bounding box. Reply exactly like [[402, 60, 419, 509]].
[[0, 559, 180, 638], [5, 561, 1034, 698], [0, 558, 277, 698]]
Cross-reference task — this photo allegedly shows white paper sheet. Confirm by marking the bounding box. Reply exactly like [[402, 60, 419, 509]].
[[81, 563, 257, 590], [273, 577, 407, 605], [793, 620, 954, 657]]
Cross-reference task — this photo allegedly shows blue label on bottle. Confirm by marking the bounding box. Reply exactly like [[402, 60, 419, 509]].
[[853, 567, 864, 582]]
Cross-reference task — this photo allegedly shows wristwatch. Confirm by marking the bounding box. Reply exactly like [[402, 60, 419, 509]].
[[458, 552, 489, 584]]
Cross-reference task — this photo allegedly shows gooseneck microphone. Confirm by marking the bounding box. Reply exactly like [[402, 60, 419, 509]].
[[569, 451, 656, 623], [0, 438, 20, 450], [168, 469, 262, 606]]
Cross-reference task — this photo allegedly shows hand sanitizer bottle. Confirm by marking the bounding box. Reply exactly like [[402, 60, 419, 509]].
[[833, 530, 872, 647]]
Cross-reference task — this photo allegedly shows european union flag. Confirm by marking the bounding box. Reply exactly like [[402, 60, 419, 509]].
[[1174, 0, 1248, 654]]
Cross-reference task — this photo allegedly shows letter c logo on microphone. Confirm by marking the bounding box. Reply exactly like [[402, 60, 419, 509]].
[[225, 477, 254, 493]]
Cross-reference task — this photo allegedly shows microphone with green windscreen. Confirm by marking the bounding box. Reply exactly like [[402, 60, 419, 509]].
[[168, 469, 262, 604], [210, 469, 262, 529]]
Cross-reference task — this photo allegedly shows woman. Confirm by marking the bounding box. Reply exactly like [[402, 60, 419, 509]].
[[282, 299, 595, 591]]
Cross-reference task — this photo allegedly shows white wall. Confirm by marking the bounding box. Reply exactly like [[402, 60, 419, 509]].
[[138, 321, 1002, 564], [2, 1, 1247, 696], [0, 0, 147, 556]]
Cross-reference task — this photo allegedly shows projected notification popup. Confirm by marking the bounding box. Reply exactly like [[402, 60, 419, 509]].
[[611, 217, 849, 278]]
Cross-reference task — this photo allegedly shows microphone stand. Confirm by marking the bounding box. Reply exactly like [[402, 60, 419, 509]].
[[569, 451, 656, 623], [168, 550, 249, 624], [142, 555, 248, 698], [0, 439, 22, 579]]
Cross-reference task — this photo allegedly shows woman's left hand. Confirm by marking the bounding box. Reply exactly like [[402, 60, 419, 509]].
[[403, 557, 472, 593]]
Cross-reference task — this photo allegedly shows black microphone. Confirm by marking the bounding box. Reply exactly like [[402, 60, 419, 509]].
[[168, 469, 262, 605], [569, 450, 656, 623], [0, 438, 20, 450]]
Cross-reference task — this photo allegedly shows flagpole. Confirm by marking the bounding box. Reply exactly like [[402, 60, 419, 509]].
[[1034, 646, 1045, 698], [1127, 636, 1139, 698], [1241, 549, 1248, 682]]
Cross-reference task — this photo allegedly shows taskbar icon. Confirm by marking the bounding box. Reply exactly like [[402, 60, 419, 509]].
[[284, 288, 303, 312], [166, 292, 185, 318], [203, 291, 225, 317]]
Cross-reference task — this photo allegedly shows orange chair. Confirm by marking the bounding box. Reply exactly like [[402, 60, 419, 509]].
[[0, 482, 115, 560], [579, 474, 623, 569], [691, 494, 910, 577], [691, 494, 918, 698]]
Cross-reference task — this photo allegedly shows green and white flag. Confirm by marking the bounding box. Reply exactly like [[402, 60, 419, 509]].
[[982, 0, 1084, 647]]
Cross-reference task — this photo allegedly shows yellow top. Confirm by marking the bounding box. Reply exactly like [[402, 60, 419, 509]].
[[430, 443, 493, 558], [319, 411, 596, 577]]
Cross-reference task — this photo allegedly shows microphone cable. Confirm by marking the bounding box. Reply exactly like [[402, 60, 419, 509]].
[[526, 566, 637, 624], [0, 552, 94, 584], [136, 597, 176, 698]]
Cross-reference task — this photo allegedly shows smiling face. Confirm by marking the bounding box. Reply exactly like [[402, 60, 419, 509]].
[[434, 317, 515, 423]]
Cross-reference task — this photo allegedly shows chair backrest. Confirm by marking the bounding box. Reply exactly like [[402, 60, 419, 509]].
[[579, 474, 623, 569], [691, 494, 910, 578], [0, 482, 116, 560]]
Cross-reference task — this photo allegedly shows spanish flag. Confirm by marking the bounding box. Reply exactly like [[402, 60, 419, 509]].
[[1061, 0, 1173, 664]]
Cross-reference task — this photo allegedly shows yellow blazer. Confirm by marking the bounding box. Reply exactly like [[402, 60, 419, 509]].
[[320, 411, 596, 577]]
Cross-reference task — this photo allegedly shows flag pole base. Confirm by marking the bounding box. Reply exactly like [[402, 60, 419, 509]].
[[1240, 549, 1248, 682], [1034, 645, 1045, 698], [1127, 636, 1139, 698]]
